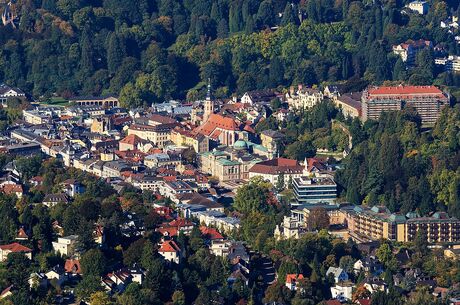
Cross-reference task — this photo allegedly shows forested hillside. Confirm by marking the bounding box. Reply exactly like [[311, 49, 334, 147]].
[[1, 0, 460, 106]]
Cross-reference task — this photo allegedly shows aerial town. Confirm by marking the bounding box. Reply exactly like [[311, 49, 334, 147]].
[[0, 0, 460, 305]]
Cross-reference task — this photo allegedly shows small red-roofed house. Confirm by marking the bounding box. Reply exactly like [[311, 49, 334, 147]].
[[0, 243, 32, 262], [15, 227, 28, 241], [64, 259, 82, 275], [285, 274, 305, 291], [158, 240, 182, 264], [168, 218, 194, 235], [0, 184, 23, 198], [200, 226, 224, 241]]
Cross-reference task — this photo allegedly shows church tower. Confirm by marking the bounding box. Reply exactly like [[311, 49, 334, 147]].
[[203, 79, 214, 122]]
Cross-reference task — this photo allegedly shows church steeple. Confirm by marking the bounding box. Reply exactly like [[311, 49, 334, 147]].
[[203, 78, 214, 122]]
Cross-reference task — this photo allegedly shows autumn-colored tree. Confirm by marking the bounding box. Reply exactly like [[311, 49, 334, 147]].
[[307, 207, 330, 231]]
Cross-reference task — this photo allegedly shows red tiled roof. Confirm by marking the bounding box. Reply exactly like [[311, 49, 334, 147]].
[[0, 242, 31, 253], [357, 299, 371, 305], [0, 184, 23, 195], [169, 218, 193, 228], [367, 86, 444, 96], [200, 226, 224, 240], [195, 114, 239, 137], [119, 134, 146, 145], [157, 226, 179, 237], [162, 176, 177, 182], [286, 274, 304, 284], [159, 240, 181, 252], [64, 259, 82, 274]]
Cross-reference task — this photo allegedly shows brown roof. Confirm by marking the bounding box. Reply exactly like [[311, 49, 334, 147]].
[[148, 114, 177, 125], [16, 228, 28, 239], [249, 158, 303, 175]]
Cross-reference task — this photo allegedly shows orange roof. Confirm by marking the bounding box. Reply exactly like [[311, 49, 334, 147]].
[[64, 259, 82, 274], [169, 218, 193, 228], [367, 86, 444, 96], [195, 114, 240, 137], [0, 242, 31, 253], [0, 184, 23, 195], [159, 240, 181, 253], [157, 226, 179, 237], [200, 226, 224, 240], [286, 274, 304, 284]]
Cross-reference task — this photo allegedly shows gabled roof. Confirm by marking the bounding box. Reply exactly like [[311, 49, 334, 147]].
[[119, 134, 147, 146], [286, 274, 304, 284], [0, 242, 32, 253], [43, 193, 69, 203], [64, 259, 82, 274], [16, 228, 28, 240], [0, 184, 23, 195], [159, 240, 181, 253], [200, 226, 224, 240]]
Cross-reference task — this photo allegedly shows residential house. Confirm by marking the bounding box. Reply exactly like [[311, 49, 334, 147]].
[[330, 281, 354, 302], [326, 267, 349, 283], [64, 259, 82, 276], [158, 240, 182, 264], [45, 265, 67, 286], [0, 184, 23, 198], [287, 85, 324, 110], [363, 277, 387, 293], [354, 257, 384, 276], [406, 1, 429, 14], [42, 193, 69, 208], [52, 235, 79, 256], [0, 83, 26, 107], [0, 243, 32, 262], [15, 227, 28, 241], [285, 274, 305, 291], [61, 179, 84, 197], [241, 90, 276, 105]]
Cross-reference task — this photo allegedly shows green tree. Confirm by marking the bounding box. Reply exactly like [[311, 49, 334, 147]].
[[81, 249, 106, 277]]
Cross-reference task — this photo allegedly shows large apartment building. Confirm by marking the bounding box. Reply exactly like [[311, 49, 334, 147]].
[[361, 86, 449, 124], [345, 206, 460, 244]]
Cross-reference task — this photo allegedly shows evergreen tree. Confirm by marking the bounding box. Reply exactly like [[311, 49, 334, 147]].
[[107, 33, 126, 74], [217, 19, 229, 38]]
